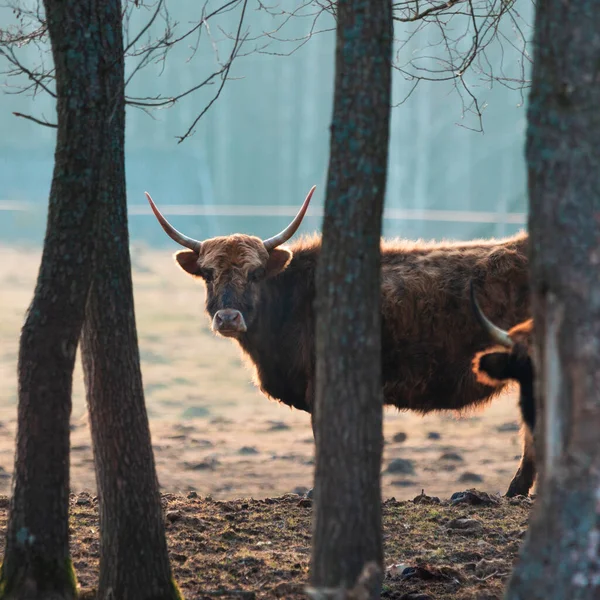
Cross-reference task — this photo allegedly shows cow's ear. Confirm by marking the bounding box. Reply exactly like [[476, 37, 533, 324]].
[[174, 250, 201, 277], [472, 350, 511, 387], [265, 248, 293, 278]]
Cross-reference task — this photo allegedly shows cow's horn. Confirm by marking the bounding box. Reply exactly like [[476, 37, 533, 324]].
[[145, 192, 202, 253], [263, 185, 316, 252], [470, 281, 514, 348]]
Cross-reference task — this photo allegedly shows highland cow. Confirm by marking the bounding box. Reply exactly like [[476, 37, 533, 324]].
[[471, 282, 536, 496]]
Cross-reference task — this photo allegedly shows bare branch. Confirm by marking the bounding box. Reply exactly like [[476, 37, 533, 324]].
[[394, 0, 462, 22], [0, 0, 532, 135], [13, 111, 56, 127], [176, 0, 249, 143]]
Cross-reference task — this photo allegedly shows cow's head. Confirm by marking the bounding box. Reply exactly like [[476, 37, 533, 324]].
[[470, 281, 533, 386], [470, 281, 536, 431], [145, 186, 316, 338]]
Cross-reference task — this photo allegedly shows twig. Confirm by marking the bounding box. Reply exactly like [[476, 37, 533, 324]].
[[13, 111, 57, 128], [176, 0, 249, 143]]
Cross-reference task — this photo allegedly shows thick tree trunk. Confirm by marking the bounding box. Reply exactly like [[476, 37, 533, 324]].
[[0, 0, 130, 596], [81, 208, 181, 600], [80, 172, 181, 600], [311, 0, 392, 596], [505, 1, 600, 598], [73, 2, 179, 599]]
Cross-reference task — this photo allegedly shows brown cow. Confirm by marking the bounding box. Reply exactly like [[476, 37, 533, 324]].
[[471, 283, 536, 496], [146, 187, 531, 496]]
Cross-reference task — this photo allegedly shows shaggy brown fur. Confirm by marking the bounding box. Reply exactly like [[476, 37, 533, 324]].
[[472, 319, 536, 496], [173, 230, 531, 495]]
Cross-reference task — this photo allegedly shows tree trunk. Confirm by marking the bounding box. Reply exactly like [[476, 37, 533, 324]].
[[81, 201, 181, 600], [504, 1, 600, 598], [80, 168, 181, 599], [311, 0, 392, 596], [0, 0, 131, 596], [76, 3, 180, 597]]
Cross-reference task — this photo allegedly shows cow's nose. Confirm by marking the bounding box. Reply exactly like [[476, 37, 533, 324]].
[[212, 309, 247, 334]]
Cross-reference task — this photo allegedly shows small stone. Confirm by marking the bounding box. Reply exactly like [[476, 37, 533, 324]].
[[267, 420, 290, 431], [386, 458, 415, 475], [475, 558, 508, 578], [292, 486, 309, 496], [171, 552, 187, 563], [183, 457, 220, 471], [497, 421, 520, 432], [238, 446, 259, 455], [459, 472, 484, 483], [427, 431, 441, 440], [387, 563, 410, 578], [187, 491, 198, 499], [440, 451, 464, 462], [392, 432, 407, 443], [413, 490, 440, 504], [450, 489, 500, 506], [166, 510, 182, 523], [447, 517, 483, 532]]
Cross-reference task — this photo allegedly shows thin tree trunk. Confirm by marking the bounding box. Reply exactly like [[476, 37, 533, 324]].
[[77, 2, 180, 597], [311, 0, 392, 595], [505, 0, 600, 598], [0, 0, 130, 595]]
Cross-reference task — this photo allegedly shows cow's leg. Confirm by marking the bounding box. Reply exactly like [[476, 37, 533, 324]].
[[505, 425, 536, 497]]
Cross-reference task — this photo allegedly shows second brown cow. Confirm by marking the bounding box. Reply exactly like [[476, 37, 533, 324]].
[[471, 283, 537, 496], [147, 186, 531, 496]]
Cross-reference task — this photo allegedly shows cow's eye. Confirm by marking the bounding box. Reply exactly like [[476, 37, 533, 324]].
[[199, 268, 214, 282], [249, 268, 265, 282]]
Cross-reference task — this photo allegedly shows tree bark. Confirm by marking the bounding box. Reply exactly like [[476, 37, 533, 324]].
[[80, 145, 182, 600], [72, 2, 180, 599], [0, 0, 130, 596], [311, 0, 392, 595], [505, 1, 600, 598], [81, 198, 182, 600]]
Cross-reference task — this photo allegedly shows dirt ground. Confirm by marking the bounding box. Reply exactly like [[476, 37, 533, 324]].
[[0, 244, 530, 501], [0, 490, 533, 599]]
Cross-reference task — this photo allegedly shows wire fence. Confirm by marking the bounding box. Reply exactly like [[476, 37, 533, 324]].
[[0, 202, 526, 225]]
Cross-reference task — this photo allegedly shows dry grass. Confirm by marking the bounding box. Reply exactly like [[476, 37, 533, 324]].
[[0, 491, 532, 599]]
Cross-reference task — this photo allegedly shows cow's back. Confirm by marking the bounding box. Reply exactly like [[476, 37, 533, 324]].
[[379, 232, 529, 412]]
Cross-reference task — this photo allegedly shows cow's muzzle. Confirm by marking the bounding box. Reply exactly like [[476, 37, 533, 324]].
[[212, 309, 247, 337]]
